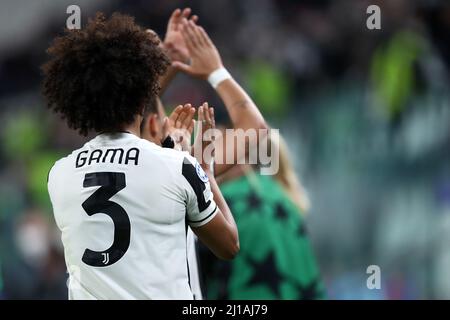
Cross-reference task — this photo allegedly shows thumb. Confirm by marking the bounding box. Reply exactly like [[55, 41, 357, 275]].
[[172, 61, 193, 74]]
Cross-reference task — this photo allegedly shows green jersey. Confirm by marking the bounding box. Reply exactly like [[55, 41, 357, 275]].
[[203, 173, 325, 300]]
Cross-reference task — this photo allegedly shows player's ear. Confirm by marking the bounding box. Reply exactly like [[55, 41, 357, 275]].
[[139, 114, 150, 140], [148, 114, 162, 143]]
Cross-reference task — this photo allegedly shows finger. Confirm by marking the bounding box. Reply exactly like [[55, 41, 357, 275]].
[[181, 7, 192, 19], [203, 103, 212, 132], [182, 19, 200, 48], [168, 9, 181, 30], [182, 104, 193, 120], [189, 20, 205, 46], [176, 113, 187, 129], [209, 107, 215, 128], [170, 8, 181, 21], [172, 61, 193, 74], [183, 104, 192, 115], [203, 102, 210, 124], [169, 105, 183, 123], [178, 8, 192, 32], [180, 19, 197, 51], [176, 104, 191, 128], [190, 21, 205, 46], [188, 119, 195, 135], [198, 105, 204, 123], [198, 26, 212, 45], [182, 107, 196, 129], [190, 15, 199, 23]]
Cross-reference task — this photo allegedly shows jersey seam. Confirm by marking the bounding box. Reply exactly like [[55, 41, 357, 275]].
[[187, 205, 218, 223]]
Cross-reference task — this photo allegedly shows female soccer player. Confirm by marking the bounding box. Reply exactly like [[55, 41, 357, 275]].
[[173, 17, 325, 300], [43, 12, 238, 300]]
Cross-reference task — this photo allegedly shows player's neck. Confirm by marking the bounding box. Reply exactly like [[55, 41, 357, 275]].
[[121, 117, 142, 138]]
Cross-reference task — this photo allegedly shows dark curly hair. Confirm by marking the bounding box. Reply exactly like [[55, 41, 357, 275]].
[[42, 12, 170, 136]]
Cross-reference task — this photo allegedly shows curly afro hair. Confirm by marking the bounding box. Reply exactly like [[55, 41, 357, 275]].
[[42, 12, 170, 136]]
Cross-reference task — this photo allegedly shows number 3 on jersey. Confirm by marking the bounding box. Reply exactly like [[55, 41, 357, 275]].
[[82, 172, 131, 267]]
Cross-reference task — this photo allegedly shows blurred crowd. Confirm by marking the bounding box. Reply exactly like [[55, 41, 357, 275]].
[[0, 0, 449, 299]]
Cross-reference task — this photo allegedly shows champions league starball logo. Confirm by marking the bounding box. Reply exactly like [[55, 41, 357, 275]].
[[195, 162, 209, 183]]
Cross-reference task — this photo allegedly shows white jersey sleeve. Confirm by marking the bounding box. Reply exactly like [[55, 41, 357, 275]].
[[180, 156, 218, 228]]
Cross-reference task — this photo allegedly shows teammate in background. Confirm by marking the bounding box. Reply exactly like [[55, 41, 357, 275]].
[[43, 12, 238, 300], [205, 140, 326, 299], [151, 8, 208, 300], [140, 97, 208, 300], [152, 13, 270, 299], [173, 18, 325, 299]]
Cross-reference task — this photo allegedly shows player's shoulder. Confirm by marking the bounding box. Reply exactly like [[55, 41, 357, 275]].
[[138, 139, 185, 163], [47, 143, 88, 181], [138, 140, 205, 179]]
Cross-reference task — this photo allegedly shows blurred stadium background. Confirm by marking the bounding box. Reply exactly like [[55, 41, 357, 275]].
[[0, 0, 449, 299]]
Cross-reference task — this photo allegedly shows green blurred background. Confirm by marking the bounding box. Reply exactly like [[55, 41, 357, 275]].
[[0, 0, 449, 299]]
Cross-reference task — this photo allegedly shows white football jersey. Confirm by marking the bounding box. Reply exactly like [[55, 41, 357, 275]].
[[48, 132, 216, 300], [186, 230, 203, 300]]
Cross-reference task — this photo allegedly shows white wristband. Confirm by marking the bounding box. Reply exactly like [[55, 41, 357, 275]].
[[207, 67, 232, 89]]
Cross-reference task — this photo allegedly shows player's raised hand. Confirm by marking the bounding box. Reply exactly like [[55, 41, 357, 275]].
[[164, 104, 195, 151], [173, 20, 223, 79], [163, 8, 199, 63], [193, 102, 216, 168]]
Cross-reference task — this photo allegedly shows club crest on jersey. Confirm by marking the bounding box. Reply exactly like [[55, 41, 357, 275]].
[[195, 162, 209, 183]]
